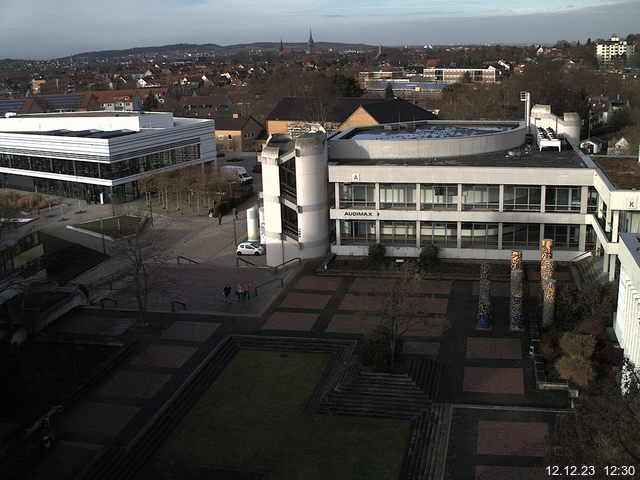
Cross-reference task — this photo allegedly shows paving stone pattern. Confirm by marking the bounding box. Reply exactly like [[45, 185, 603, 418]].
[[263, 311, 319, 331], [466, 337, 522, 360], [463, 367, 525, 395], [476, 420, 549, 456]]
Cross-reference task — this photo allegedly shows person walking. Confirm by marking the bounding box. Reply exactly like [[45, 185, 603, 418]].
[[223, 283, 231, 304], [233, 207, 238, 219], [218, 211, 222, 225], [243, 281, 252, 301], [236, 284, 244, 303]]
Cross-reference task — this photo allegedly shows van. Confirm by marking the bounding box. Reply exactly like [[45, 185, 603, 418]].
[[221, 165, 253, 184]]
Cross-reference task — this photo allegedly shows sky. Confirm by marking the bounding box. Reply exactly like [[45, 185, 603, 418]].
[[0, 0, 638, 59]]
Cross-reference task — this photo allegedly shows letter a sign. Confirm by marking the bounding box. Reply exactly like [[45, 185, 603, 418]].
[[351, 173, 360, 182]]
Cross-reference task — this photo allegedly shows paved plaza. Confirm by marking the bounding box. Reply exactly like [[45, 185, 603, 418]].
[[27, 255, 573, 479]]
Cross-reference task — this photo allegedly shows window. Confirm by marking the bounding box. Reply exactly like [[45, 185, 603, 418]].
[[228, 145, 234, 151], [462, 185, 499, 210], [587, 187, 598, 213], [340, 220, 376, 245], [502, 223, 540, 249], [380, 221, 416, 245], [544, 224, 580, 249], [461, 223, 499, 248], [218, 134, 224, 140], [339, 183, 375, 209], [503, 186, 541, 211], [227, 134, 233, 140], [420, 222, 457, 247], [379, 183, 416, 209], [421, 184, 458, 210], [545, 187, 581, 212]]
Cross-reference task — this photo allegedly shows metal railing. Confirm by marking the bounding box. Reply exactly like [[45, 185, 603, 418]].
[[570, 250, 593, 264], [100, 298, 118, 308], [236, 257, 258, 267], [177, 255, 199, 265], [171, 301, 186, 312], [254, 277, 283, 296], [274, 257, 301, 274]]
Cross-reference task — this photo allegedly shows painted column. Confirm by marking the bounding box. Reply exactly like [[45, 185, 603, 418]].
[[542, 279, 557, 327], [477, 262, 491, 330], [510, 250, 524, 331]]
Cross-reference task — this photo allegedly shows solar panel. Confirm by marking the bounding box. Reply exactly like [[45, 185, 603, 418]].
[[0, 99, 25, 116]]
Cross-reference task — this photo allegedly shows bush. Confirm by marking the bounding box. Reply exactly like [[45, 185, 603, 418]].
[[559, 332, 596, 359], [368, 243, 386, 265], [555, 355, 596, 387], [419, 244, 440, 271], [361, 324, 403, 373]]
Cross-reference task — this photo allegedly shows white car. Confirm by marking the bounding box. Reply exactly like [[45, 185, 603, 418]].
[[236, 242, 265, 256]]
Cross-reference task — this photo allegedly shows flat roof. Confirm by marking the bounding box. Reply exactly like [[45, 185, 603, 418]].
[[594, 156, 640, 190], [330, 146, 587, 169], [23, 129, 137, 139], [337, 120, 520, 140]]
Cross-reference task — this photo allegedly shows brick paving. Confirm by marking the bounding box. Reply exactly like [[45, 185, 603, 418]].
[[160, 321, 220, 342], [130, 344, 198, 369], [294, 275, 342, 291], [466, 337, 522, 360], [339, 295, 385, 312], [403, 340, 440, 355], [59, 402, 141, 439], [263, 311, 319, 331], [349, 278, 391, 293], [472, 281, 510, 297], [476, 420, 549, 456], [324, 314, 381, 334], [100, 371, 172, 399], [476, 466, 544, 480], [462, 367, 524, 395], [279, 292, 332, 310]]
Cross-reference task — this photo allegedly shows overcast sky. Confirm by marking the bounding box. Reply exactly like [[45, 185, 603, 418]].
[[0, 0, 638, 59]]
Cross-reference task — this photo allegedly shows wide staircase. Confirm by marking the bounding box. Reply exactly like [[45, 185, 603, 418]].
[[571, 253, 607, 289]]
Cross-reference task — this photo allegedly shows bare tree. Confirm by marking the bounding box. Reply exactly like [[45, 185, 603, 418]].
[[363, 265, 425, 372], [121, 214, 166, 327]]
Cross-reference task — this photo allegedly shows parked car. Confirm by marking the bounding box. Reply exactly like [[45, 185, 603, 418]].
[[236, 242, 264, 256]]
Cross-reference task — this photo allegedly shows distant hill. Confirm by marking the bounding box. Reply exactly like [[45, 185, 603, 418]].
[[68, 41, 376, 59]]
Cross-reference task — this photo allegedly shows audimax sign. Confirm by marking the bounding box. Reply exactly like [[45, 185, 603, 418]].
[[343, 211, 380, 217]]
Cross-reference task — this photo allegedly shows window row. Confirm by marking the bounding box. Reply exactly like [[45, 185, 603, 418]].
[[0, 144, 200, 180], [338, 183, 591, 213], [339, 220, 584, 250]]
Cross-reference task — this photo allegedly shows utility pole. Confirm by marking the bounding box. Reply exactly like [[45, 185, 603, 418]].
[[233, 216, 238, 247], [100, 217, 106, 254]]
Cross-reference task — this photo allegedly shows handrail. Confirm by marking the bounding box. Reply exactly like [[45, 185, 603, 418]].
[[177, 255, 199, 265], [274, 257, 301, 274], [100, 298, 118, 308], [171, 301, 186, 312], [254, 277, 283, 296], [570, 250, 593, 264], [236, 257, 258, 267], [92, 273, 114, 290]]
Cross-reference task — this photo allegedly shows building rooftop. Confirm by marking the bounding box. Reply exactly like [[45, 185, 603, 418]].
[[594, 156, 640, 190], [341, 123, 515, 141], [329, 146, 587, 169]]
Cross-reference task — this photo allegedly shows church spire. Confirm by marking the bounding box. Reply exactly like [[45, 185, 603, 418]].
[[308, 29, 315, 50]]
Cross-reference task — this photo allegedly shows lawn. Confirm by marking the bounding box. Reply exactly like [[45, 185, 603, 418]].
[[40, 232, 109, 284], [75, 215, 141, 238], [157, 350, 411, 479]]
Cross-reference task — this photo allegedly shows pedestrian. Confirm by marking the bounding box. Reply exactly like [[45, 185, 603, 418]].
[[218, 211, 222, 225], [235, 284, 244, 303], [233, 207, 238, 219], [243, 281, 252, 301], [223, 283, 231, 303]]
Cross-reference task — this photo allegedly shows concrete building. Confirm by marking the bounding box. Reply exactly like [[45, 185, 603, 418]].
[[258, 103, 639, 286], [596, 35, 635, 67], [422, 67, 497, 84], [0, 111, 215, 203]]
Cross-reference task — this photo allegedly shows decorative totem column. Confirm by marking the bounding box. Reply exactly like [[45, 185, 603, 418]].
[[510, 269, 524, 331], [477, 262, 492, 330], [542, 279, 557, 327], [510, 250, 523, 272], [540, 238, 556, 326]]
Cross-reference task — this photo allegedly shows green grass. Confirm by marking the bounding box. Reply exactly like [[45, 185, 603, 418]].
[[158, 350, 411, 479], [40, 232, 109, 284], [75, 215, 141, 238]]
